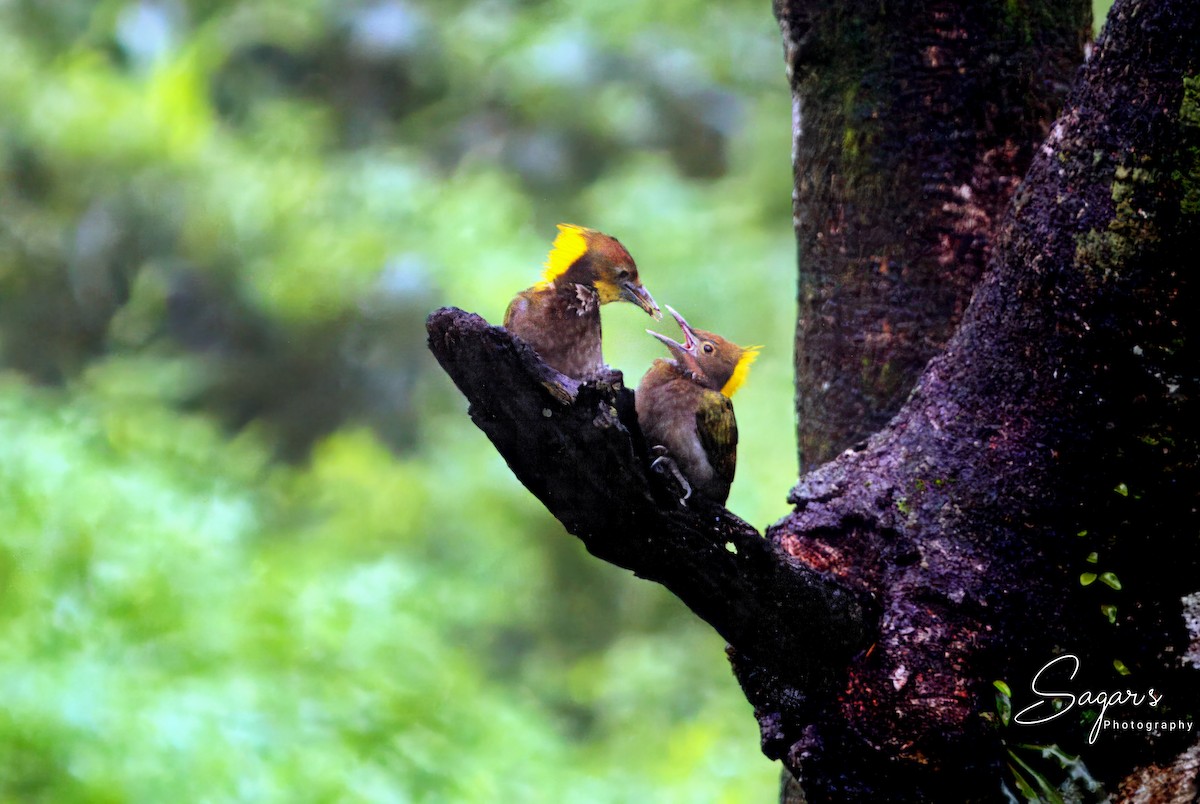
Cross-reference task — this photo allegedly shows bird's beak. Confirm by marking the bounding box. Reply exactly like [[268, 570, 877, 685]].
[[665, 305, 699, 350], [646, 329, 693, 366], [648, 305, 702, 374], [620, 281, 662, 320]]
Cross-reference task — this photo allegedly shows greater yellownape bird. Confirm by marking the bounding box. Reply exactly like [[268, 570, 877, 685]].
[[505, 224, 660, 379], [636, 306, 759, 505]]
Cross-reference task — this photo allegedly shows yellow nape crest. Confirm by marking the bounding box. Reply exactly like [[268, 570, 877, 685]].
[[721, 347, 762, 398], [541, 223, 591, 284]]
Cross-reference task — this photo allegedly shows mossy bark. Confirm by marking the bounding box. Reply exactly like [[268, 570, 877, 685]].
[[776, 0, 1091, 469], [765, 0, 1200, 799]]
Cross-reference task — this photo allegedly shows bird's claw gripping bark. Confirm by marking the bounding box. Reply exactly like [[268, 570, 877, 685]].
[[651, 453, 692, 505]]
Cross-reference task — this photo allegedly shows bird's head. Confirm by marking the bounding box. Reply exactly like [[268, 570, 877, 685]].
[[647, 305, 760, 396], [542, 223, 660, 318]]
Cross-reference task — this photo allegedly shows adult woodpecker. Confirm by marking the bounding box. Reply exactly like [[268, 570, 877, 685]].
[[504, 223, 660, 379], [636, 306, 759, 505]]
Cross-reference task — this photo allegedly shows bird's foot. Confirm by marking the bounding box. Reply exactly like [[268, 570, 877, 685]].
[[650, 452, 692, 505]]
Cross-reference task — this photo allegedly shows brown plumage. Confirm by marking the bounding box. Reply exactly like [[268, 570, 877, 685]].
[[504, 224, 659, 379], [636, 306, 759, 505]]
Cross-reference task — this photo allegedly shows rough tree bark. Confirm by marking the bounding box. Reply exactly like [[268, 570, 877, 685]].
[[781, 0, 1091, 468], [768, 0, 1200, 798], [427, 0, 1199, 799]]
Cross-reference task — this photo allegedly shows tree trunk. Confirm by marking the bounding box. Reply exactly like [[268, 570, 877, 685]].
[[767, 0, 1200, 798], [780, 0, 1090, 468], [427, 0, 1200, 799]]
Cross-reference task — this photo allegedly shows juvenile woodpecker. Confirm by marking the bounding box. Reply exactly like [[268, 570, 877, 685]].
[[505, 224, 660, 379], [636, 306, 759, 505]]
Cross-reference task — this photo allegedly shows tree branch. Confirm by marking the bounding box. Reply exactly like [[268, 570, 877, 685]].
[[427, 307, 870, 687]]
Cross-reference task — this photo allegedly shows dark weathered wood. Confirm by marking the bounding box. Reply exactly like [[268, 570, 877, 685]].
[[426, 307, 870, 689]]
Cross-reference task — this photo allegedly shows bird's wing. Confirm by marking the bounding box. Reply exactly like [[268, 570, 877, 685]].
[[503, 291, 530, 328], [696, 391, 737, 486]]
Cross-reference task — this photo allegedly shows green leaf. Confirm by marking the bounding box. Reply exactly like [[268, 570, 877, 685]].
[[1100, 604, 1118, 624], [995, 681, 1013, 726], [1007, 764, 1039, 801], [1099, 572, 1122, 590], [1114, 659, 1132, 676], [1008, 750, 1066, 804], [1080, 572, 1098, 586]]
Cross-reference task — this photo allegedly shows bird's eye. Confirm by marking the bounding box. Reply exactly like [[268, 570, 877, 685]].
[[703, 343, 715, 354], [615, 267, 630, 280]]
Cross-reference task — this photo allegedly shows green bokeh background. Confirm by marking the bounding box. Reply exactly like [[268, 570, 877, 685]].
[[0, 1, 1113, 800], [0, 1, 792, 800]]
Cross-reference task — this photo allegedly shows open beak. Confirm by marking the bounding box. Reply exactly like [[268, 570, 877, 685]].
[[665, 305, 699, 349], [620, 281, 661, 320], [646, 328, 691, 365], [647, 305, 701, 373]]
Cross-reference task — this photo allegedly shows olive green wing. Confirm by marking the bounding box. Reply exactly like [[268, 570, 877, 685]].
[[696, 390, 737, 486]]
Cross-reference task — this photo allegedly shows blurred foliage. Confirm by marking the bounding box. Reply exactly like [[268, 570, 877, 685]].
[[0, 0, 797, 799], [0, 0, 1120, 798]]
